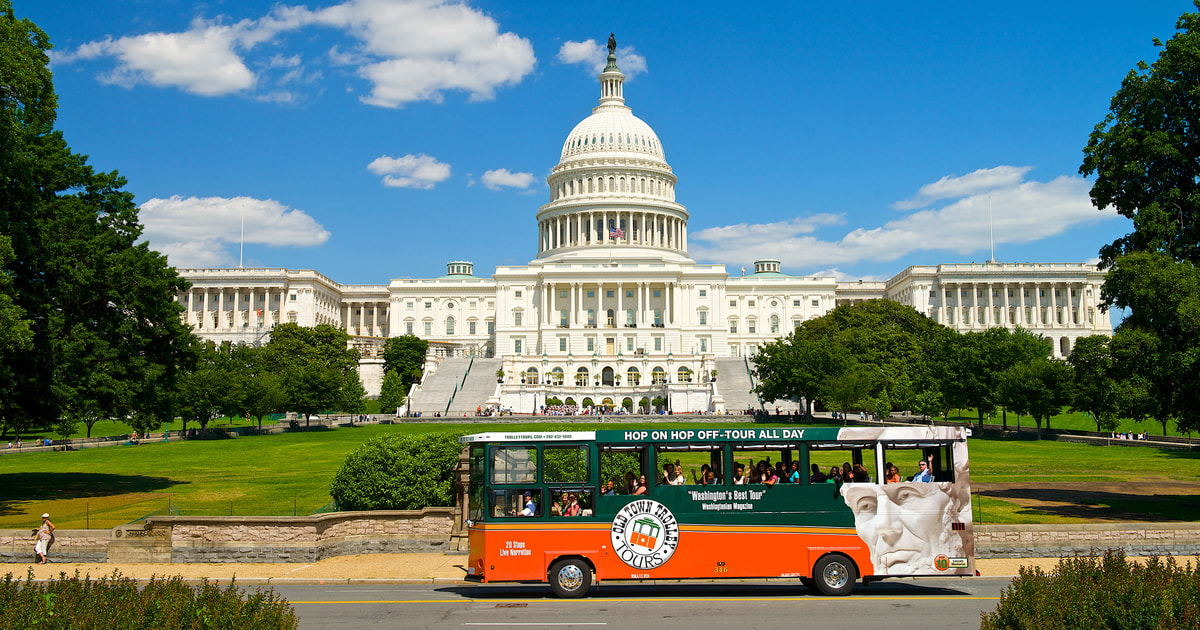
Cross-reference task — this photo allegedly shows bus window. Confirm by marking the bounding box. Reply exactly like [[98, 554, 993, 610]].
[[733, 443, 793, 484], [655, 444, 722, 485], [808, 443, 877, 484], [550, 489, 594, 517], [882, 443, 954, 482], [599, 446, 647, 494], [491, 488, 542, 517], [491, 445, 536, 485], [543, 445, 590, 483], [469, 445, 486, 521]]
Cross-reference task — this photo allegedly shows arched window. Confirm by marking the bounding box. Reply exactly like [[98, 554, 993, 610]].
[[770, 315, 779, 334], [606, 309, 615, 327], [651, 366, 667, 384], [575, 367, 589, 386], [1060, 337, 1071, 356], [551, 367, 564, 386], [627, 367, 641, 386], [445, 316, 455, 335], [587, 309, 596, 327], [677, 367, 693, 383], [524, 367, 538, 384], [653, 309, 663, 326]]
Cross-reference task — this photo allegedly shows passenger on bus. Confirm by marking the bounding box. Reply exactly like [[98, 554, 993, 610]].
[[827, 466, 843, 486], [602, 480, 616, 495], [732, 464, 747, 485], [520, 492, 537, 516], [853, 463, 871, 483], [885, 463, 901, 484], [564, 493, 582, 517], [809, 464, 827, 484], [787, 461, 801, 483], [762, 464, 778, 486], [625, 472, 639, 495], [911, 454, 934, 482], [633, 475, 648, 495], [662, 463, 685, 485], [842, 462, 854, 482]]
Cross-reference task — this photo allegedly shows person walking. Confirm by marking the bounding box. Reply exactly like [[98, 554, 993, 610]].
[[33, 513, 54, 564]]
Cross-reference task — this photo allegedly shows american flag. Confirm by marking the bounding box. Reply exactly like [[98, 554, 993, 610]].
[[610, 227, 624, 239]]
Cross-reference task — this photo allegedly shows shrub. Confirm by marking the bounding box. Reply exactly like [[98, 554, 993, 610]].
[[0, 570, 297, 629], [980, 550, 1200, 630], [329, 432, 463, 511]]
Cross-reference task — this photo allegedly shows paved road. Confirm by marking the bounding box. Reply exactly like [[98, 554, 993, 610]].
[[276, 578, 1006, 629]]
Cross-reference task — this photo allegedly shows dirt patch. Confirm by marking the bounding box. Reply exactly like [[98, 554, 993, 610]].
[[973, 482, 1200, 521]]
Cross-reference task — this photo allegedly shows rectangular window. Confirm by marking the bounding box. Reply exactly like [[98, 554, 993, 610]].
[[424, 322, 432, 335], [607, 290, 614, 298], [793, 299, 801, 307], [587, 337, 594, 352], [406, 302, 414, 309], [543, 446, 589, 483], [469, 321, 476, 335], [732, 300, 738, 307], [730, 322, 737, 333], [487, 321, 495, 335], [515, 290, 522, 298], [748, 300, 755, 307], [559, 337, 567, 352], [626, 310, 635, 326], [560, 291, 567, 298], [490, 446, 537, 485], [406, 322, 413, 335], [929, 290, 936, 299], [700, 338, 708, 352], [560, 310, 568, 327], [587, 290, 595, 298], [514, 339, 523, 354], [811, 299, 819, 307], [700, 289, 707, 297], [514, 312, 523, 326], [626, 290, 633, 298], [290, 294, 297, 301], [425, 302, 432, 309], [654, 337, 662, 351], [699, 311, 707, 325], [748, 321, 756, 333], [653, 290, 661, 298], [627, 337, 634, 351]]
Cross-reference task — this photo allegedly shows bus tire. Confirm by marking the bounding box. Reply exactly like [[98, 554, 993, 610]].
[[812, 554, 856, 596], [799, 576, 816, 590], [549, 558, 592, 598]]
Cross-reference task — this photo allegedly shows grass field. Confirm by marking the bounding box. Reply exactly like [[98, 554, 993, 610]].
[[1, 421, 1196, 529]]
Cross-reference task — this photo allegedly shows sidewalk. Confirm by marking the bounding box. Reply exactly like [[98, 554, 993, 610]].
[[5, 554, 1057, 585]]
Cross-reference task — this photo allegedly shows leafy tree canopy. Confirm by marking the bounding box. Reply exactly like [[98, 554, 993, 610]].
[[382, 334, 428, 390]]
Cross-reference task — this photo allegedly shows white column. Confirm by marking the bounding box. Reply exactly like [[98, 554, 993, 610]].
[[372, 302, 379, 335], [218, 291, 226, 329], [986, 283, 994, 326], [1050, 282, 1059, 328]]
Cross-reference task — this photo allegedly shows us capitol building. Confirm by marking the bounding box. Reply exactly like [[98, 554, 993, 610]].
[[175, 48, 1111, 414]]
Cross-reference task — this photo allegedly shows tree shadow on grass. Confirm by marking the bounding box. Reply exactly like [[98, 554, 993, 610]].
[[0, 473, 187, 517], [975, 485, 1200, 522]]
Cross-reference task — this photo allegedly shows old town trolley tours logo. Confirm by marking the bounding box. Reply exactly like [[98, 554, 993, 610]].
[[610, 499, 680, 570]]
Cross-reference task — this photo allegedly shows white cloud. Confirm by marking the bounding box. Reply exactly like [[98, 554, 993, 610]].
[[368, 154, 451, 189], [893, 165, 1032, 210], [53, 0, 536, 106], [556, 39, 647, 77], [140, 195, 331, 267], [690, 168, 1117, 271], [481, 168, 536, 191]]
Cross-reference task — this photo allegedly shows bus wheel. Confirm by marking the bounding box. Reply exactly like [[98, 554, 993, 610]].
[[812, 554, 856, 596], [549, 559, 592, 598], [799, 576, 816, 590]]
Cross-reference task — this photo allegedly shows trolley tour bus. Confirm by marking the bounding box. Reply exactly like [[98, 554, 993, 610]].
[[462, 425, 974, 597]]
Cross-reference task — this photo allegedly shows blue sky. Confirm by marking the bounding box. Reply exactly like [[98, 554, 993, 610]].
[[20, 1, 1195, 294]]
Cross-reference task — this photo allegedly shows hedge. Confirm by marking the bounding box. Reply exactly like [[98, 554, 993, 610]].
[[980, 550, 1199, 630], [0, 570, 297, 629]]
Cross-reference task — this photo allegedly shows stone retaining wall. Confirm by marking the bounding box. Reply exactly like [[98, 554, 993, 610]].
[[975, 523, 1200, 558], [4, 518, 1199, 564]]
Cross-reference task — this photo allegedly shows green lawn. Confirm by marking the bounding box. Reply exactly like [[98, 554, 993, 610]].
[[1, 421, 1196, 529], [946, 409, 1194, 438]]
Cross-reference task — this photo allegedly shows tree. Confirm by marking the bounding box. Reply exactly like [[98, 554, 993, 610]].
[[257, 323, 361, 428], [329, 432, 463, 511], [939, 327, 1048, 425], [382, 335, 428, 392], [997, 359, 1074, 438], [174, 341, 243, 431], [377, 369, 406, 415], [1080, 3, 1200, 435], [1068, 336, 1121, 433], [0, 2, 194, 438], [753, 327, 846, 416]]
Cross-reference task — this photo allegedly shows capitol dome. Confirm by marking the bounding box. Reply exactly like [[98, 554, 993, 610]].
[[536, 44, 688, 261]]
